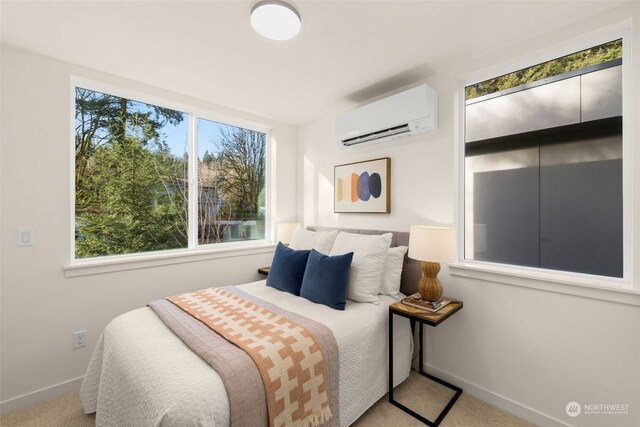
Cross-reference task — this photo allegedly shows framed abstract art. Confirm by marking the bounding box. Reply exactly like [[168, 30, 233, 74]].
[[334, 157, 390, 213]]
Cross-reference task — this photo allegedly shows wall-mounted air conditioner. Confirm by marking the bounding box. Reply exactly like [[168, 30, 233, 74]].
[[335, 83, 438, 149]]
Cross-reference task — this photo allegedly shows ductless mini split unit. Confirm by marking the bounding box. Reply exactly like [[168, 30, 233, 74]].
[[335, 83, 438, 149]]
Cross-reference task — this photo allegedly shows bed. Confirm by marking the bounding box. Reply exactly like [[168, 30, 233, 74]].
[[80, 228, 421, 426]]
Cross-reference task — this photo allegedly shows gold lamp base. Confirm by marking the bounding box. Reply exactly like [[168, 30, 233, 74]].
[[418, 261, 443, 302]]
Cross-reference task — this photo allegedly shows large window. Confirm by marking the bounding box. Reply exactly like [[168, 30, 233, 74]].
[[464, 40, 624, 278], [74, 85, 267, 260]]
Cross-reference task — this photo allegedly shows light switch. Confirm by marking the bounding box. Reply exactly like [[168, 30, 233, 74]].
[[17, 228, 34, 247]]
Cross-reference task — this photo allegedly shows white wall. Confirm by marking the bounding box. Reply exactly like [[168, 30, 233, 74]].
[[0, 46, 297, 412], [297, 4, 640, 427]]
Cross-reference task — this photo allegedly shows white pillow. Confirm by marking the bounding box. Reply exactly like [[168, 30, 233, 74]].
[[330, 232, 392, 304], [379, 246, 408, 297], [289, 229, 338, 255]]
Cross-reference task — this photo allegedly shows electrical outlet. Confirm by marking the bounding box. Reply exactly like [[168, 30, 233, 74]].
[[73, 330, 87, 349]]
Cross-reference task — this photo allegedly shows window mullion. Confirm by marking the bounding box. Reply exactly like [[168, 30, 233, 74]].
[[188, 114, 199, 249]]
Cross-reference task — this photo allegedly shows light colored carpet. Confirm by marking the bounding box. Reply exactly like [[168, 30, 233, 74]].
[[352, 373, 536, 427], [0, 372, 535, 427], [0, 390, 95, 427]]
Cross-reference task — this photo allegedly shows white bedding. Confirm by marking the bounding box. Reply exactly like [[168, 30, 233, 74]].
[[80, 280, 412, 426]]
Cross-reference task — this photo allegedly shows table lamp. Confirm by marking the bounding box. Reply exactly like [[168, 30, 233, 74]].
[[408, 226, 456, 302], [276, 222, 301, 245]]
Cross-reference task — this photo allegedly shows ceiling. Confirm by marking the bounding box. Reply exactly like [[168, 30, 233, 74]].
[[0, 1, 628, 126]]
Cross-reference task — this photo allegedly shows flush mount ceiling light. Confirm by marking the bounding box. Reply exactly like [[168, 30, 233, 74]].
[[250, 1, 301, 41]]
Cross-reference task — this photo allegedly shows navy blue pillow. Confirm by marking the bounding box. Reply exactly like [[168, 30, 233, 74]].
[[266, 242, 310, 295], [300, 249, 353, 311]]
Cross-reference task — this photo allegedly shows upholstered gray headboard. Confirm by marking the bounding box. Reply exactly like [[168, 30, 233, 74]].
[[307, 226, 421, 296]]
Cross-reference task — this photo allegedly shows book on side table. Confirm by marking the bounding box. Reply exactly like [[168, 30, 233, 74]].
[[401, 292, 451, 313]]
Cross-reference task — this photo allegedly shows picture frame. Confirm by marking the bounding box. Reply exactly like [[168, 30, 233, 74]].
[[334, 157, 390, 213]]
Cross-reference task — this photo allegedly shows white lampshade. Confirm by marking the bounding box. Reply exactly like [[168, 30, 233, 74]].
[[408, 226, 456, 263], [276, 222, 301, 244], [250, 1, 301, 41]]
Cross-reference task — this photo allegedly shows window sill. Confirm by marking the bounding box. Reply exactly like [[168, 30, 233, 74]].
[[448, 262, 640, 307], [64, 243, 277, 278]]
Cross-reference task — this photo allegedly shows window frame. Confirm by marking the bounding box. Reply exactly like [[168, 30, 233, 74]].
[[455, 27, 635, 296], [68, 77, 273, 272]]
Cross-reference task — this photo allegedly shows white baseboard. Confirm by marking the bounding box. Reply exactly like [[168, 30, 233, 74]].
[[0, 376, 84, 416], [424, 363, 572, 427]]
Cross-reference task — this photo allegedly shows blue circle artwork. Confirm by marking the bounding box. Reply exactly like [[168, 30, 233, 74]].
[[357, 172, 371, 201], [369, 173, 382, 198]]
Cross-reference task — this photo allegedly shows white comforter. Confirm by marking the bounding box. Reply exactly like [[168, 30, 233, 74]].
[[80, 280, 412, 426]]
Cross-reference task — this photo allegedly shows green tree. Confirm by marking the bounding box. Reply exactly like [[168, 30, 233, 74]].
[[202, 150, 215, 165], [214, 127, 266, 218], [75, 88, 188, 258], [75, 89, 184, 202], [466, 39, 622, 100], [75, 138, 188, 257]]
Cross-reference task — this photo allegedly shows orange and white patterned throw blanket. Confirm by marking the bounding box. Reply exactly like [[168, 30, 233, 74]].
[[168, 287, 333, 427]]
